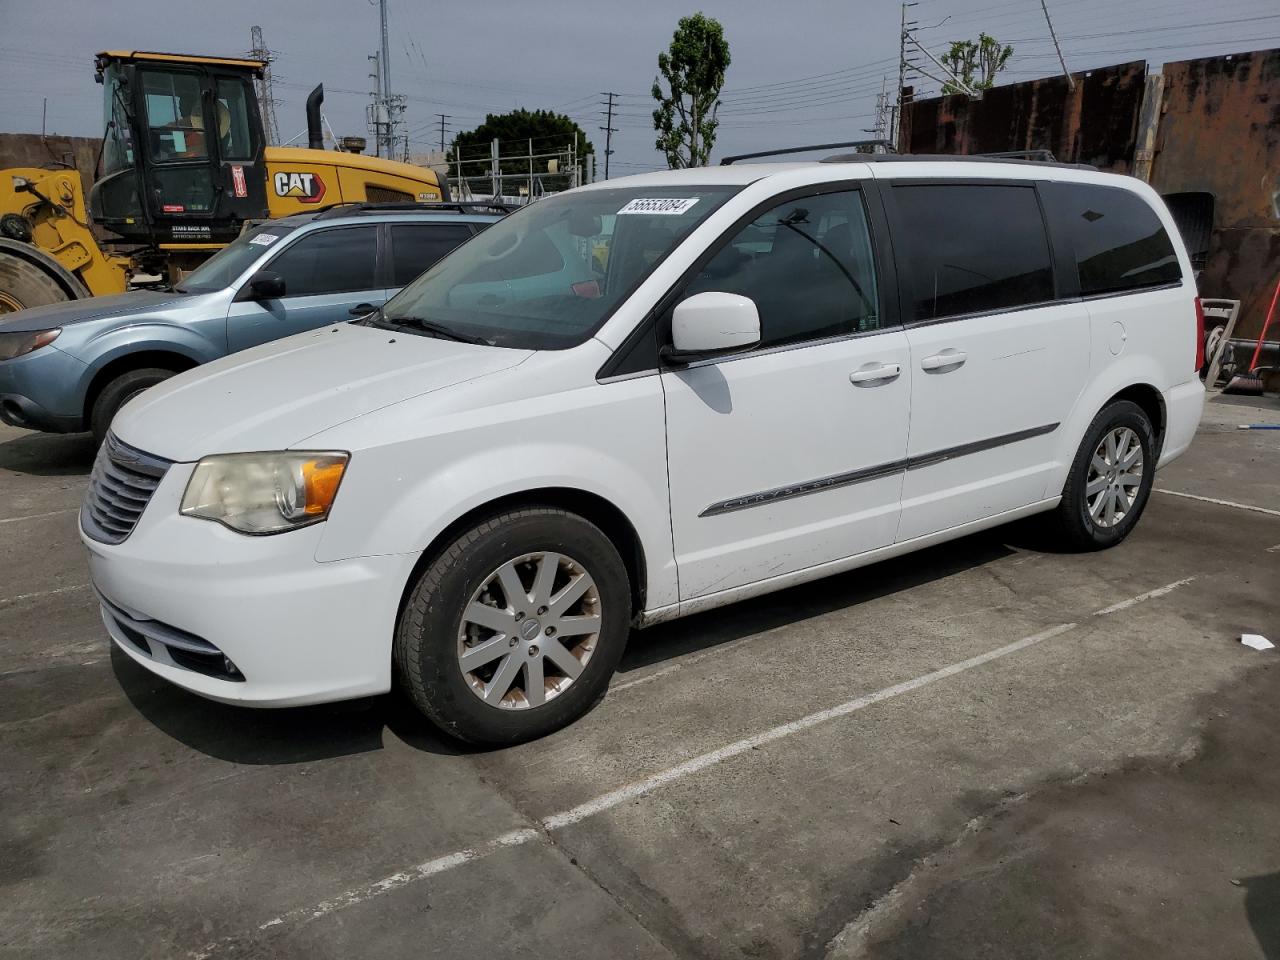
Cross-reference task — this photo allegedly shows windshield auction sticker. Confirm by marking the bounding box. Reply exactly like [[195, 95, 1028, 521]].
[[249, 233, 281, 246], [617, 198, 700, 215]]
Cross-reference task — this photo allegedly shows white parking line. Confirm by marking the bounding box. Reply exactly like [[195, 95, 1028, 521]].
[[0, 507, 78, 525], [1156, 489, 1280, 518], [190, 577, 1196, 957], [0, 582, 90, 608], [1091, 577, 1196, 616]]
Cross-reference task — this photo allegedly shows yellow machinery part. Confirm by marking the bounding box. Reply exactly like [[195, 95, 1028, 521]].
[[0, 168, 130, 297], [263, 147, 444, 217]]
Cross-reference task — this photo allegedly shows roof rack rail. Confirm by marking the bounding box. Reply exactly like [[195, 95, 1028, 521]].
[[720, 139, 896, 165], [819, 151, 1095, 171], [313, 200, 518, 220]]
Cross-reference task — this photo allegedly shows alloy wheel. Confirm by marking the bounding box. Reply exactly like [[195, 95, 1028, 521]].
[[1086, 426, 1144, 528], [457, 552, 602, 709]]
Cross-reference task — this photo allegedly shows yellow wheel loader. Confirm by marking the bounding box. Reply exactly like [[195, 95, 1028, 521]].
[[0, 50, 447, 314]]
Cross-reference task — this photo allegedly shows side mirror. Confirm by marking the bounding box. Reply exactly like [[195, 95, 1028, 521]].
[[662, 291, 761, 364], [245, 270, 286, 300]]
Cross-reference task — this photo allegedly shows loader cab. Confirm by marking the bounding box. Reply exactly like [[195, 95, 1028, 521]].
[[89, 51, 270, 247]]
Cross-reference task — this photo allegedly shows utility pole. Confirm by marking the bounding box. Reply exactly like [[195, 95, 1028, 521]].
[[247, 26, 280, 145], [365, 0, 405, 159], [1039, 0, 1075, 90], [436, 113, 450, 152], [41, 98, 47, 139], [367, 52, 383, 157], [891, 2, 918, 150], [599, 91, 618, 180]]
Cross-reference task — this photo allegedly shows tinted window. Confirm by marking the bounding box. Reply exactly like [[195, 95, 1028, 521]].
[[1051, 183, 1182, 295], [686, 190, 881, 350], [266, 227, 377, 297], [389, 223, 475, 286], [894, 184, 1054, 321]]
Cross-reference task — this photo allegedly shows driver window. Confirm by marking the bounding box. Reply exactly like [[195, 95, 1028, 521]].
[[142, 72, 208, 162], [686, 189, 881, 350], [264, 227, 377, 297]]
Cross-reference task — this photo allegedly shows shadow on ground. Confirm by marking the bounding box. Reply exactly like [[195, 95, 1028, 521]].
[[0, 430, 95, 477], [114, 525, 1023, 765]]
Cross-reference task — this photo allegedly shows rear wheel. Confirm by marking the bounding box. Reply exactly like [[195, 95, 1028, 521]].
[[89, 368, 176, 445], [0, 252, 70, 315], [1045, 400, 1156, 551], [395, 507, 631, 746]]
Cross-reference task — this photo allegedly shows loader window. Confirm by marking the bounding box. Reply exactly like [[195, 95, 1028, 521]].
[[142, 71, 208, 161], [101, 69, 135, 176], [215, 79, 254, 161]]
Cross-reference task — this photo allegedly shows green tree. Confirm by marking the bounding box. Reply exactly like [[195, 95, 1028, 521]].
[[651, 12, 731, 168], [940, 33, 1013, 94], [451, 109, 593, 192]]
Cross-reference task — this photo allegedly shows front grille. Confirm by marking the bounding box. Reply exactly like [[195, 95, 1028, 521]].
[[81, 433, 172, 544], [99, 592, 244, 681]]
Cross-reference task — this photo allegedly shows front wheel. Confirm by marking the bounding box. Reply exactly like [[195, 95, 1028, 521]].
[[394, 507, 632, 746], [89, 367, 175, 445], [1045, 400, 1156, 551]]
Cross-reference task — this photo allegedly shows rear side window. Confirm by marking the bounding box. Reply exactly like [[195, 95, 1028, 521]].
[[1049, 183, 1182, 296], [893, 184, 1054, 322], [266, 226, 377, 296], [389, 223, 474, 286]]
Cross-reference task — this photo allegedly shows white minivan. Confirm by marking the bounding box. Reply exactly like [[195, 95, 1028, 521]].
[[82, 156, 1205, 744]]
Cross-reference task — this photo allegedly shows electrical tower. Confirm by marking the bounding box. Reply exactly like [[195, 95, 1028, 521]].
[[437, 113, 451, 152], [599, 92, 618, 180], [247, 25, 280, 145], [365, 0, 406, 159]]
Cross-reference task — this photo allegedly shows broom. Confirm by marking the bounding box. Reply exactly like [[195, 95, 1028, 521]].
[[1223, 276, 1280, 395]]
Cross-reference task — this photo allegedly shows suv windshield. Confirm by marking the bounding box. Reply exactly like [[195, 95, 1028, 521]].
[[380, 185, 740, 349], [176, 224, 298, 293]]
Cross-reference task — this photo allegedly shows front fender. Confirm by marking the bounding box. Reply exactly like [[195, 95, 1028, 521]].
[[313, 369, 678, 611], [77, 322, 225, 380]]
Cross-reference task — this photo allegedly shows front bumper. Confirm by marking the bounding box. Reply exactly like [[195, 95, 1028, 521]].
[[83, 460, 418, 707], [0, 347, 87, 433]]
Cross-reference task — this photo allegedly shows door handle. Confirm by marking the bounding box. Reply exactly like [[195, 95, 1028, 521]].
[[349, 303, 376, 317], [920, 349, 967, 371], [849, 362, 902, 384]]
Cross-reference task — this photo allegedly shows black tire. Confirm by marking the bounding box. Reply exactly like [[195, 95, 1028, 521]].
[[1045, 400, 1156, 551], [89, 368, 175, 445], [395, 507, 632, 746], [0, 252, 70, 314]]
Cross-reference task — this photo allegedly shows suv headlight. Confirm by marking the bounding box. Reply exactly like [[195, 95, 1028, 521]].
[[0, 328, 60, 361], [180, 451, 349, 535]]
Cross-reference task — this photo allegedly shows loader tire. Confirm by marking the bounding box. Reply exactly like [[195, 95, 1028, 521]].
[[0, 252, 70, 315]]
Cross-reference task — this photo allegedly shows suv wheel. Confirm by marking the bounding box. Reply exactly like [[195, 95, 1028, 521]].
[[395, 507, 631, 745], [1047, 400, 1156, 551], [90, 368, 175, 445]]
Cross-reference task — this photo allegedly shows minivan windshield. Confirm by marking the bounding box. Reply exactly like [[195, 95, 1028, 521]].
[[176, 224, 298, 293], [379, 185, 740, 349]]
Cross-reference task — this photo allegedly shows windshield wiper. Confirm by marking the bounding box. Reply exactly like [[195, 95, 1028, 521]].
[[383, 315, 492, 345]]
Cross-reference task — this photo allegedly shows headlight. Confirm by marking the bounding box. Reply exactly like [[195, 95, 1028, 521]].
[[180, 451, 349, 535], [0, 328, 60, 361]]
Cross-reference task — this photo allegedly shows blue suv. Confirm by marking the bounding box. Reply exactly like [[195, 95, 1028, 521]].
[[0, 202, 507, 442]]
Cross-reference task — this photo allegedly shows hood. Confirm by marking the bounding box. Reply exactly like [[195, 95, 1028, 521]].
[[0, 290, 194, 333], [112, 322, 532, 461]]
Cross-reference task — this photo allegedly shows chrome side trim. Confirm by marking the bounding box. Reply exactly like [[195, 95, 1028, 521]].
[[699, 422, 1058, 517]]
